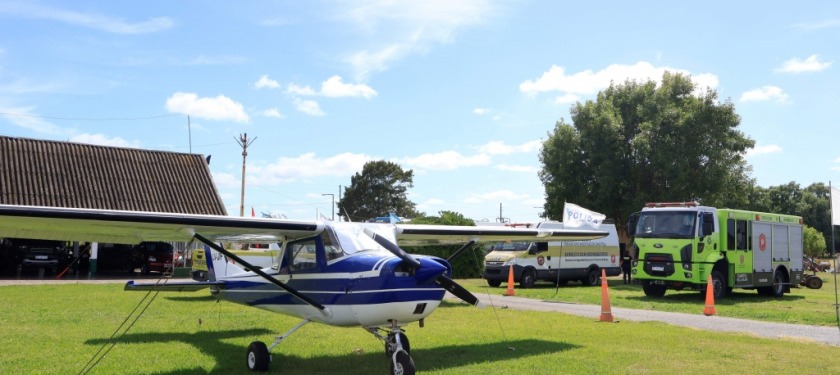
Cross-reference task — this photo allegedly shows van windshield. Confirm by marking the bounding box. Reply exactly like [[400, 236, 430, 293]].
[[634, 211, 696, 239], [490, 241, 531, 251]]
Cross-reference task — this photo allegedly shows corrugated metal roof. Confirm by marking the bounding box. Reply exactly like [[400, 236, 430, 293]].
[[0, 135, 227, 215]]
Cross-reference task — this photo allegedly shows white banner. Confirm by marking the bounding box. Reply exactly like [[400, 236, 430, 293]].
[[831, 186, 840, 226], [562, 202, 605, 228]]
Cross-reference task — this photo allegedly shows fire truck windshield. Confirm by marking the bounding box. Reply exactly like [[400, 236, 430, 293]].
[[635, 211, 697, 239]]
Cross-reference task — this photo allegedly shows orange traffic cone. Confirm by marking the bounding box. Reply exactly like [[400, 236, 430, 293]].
[[703, 275, 716, 316], [504, 265, 516, 296], [598, 269, 614, 322]]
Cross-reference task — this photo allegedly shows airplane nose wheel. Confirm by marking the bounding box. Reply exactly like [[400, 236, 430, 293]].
[[246, 341, 271, 372], [390, 350, 415, 375]]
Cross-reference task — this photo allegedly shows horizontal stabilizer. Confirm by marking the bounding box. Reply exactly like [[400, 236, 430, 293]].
[[124, 280, 224, 292]]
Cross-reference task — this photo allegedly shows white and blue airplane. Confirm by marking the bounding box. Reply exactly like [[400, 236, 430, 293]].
[[0, 204, 607, 374]]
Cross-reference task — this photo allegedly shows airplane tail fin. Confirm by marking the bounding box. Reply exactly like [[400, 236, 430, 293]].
[[204, 244, 246, 281]]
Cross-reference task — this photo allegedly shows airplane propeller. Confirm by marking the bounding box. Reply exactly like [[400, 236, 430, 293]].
[[364, 227, 484, 308]]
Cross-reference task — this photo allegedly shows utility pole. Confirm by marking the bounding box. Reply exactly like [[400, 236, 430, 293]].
[[235, 133, 257, 217], [322, 193, 335, 221]]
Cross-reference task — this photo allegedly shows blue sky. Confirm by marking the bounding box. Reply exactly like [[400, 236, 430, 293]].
[[1, 1, 838, 223]]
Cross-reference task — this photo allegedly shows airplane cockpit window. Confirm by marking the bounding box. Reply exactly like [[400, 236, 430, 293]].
[[322, 228, 346, 262]]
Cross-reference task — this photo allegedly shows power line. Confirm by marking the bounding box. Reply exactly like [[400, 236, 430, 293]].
[[0, 111, 180, 122]]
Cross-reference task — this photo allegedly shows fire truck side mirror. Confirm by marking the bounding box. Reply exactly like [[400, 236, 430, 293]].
[[627, 212, 639, 237]]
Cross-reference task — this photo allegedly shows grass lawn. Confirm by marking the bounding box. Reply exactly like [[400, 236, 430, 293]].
[[463, 272, 840, 326], [2, 281, 840, 374]]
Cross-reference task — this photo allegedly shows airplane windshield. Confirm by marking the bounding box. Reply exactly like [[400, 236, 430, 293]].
[[635, 211, 697, 239], [328, 222, 391, 255]]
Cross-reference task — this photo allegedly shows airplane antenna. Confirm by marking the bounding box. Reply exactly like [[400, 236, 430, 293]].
[[235, 133, 257, 217]]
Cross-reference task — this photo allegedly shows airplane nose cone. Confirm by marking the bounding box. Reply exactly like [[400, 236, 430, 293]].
[[414, 257, 449, 284]]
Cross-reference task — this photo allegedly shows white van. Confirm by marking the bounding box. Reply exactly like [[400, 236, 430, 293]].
[[482, 221, 621, 288]]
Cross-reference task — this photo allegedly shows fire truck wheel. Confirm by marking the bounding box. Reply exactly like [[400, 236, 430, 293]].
[[770, 270, 785, 297], [711, 270, 728, 299], [642, 281, 666, 298]]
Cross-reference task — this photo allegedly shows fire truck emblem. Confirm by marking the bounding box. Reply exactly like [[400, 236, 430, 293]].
[[759, 233, 767, 252]]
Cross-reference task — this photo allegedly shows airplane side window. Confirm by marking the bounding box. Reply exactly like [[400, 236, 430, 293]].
[[289, 240, 318, 272]]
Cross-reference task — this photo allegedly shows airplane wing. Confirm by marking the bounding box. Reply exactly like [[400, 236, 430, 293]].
[[0, 204, 324, 244], [394, 224, 607, 245]]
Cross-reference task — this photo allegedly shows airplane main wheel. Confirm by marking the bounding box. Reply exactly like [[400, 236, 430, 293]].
[[246, 341, 270, 372], [385, 332, 410, 357], [390, 350, 415, 375]]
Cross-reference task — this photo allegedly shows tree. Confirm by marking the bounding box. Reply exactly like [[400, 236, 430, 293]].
[[338, 160, 420, 222], [803, 225, 827, 258], [539, 72, 754, 234]]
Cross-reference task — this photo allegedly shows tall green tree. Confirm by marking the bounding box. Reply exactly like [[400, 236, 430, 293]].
[[539, 72, 755, 233], [338, 160, 420, 222]]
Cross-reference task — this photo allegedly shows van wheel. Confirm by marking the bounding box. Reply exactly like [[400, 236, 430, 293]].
[[519, 270, 535, 288], [487, 280, 502, 287], [582, 269, 600, 286]]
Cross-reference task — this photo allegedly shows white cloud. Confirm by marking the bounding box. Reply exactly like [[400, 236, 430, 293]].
[[0, 2, 173, 34], [286, 76, 377, 99], [338, 0, 498, 80], [259, 108, 285, 118], [399, 151, 491, 171], [478, 140, 542, 155], [249, 152, 373, 184], [417, 198, 446, 213], [746, 143, 783, 157], [520, 61, 719, 98], [776, 55, 832, 73], [286, 83, 317, 96], [165, 92, 250, 122], [293, 98, 325, 116], [254, 75, 281, 89], [473, 108, 489, 115], [321, 75, 377, 99], [69, 133, 140, 148], [739, 86, 789, 103]]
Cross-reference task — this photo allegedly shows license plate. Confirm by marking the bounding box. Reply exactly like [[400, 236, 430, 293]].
[[35, 255, 48, 260], [652, 266, 664, 271]]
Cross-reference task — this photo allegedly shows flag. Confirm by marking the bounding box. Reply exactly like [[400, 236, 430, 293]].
[[831, 186, 840, 226], [251, 206, 255, 217], [562, 202, 605, 228]]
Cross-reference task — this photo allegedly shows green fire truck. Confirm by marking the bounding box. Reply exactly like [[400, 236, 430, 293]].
[[628, 202, 804, 299]]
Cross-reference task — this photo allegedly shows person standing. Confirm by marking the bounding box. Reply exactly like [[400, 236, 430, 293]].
[[621, 245, 633, 284]]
